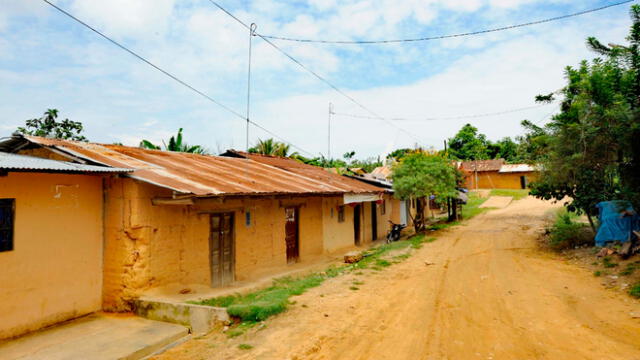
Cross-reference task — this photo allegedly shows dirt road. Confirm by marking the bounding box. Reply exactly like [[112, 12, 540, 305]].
[[155, 197, 640, 360]]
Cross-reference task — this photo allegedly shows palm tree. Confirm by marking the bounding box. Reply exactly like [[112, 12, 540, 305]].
[[248, 138, 298, 157], [139, 128, 208, 154]]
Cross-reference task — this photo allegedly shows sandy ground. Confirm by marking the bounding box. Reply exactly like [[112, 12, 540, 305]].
[[153, 197, 640, 360]]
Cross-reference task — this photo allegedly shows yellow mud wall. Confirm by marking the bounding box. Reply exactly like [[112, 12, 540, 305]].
[[0, 172, 103, 340], [297, 197, 324, 260], [465, 171, 538, 189], [376, 195, 394, 240], [103, 179, 329, 310], [321, 197, 356, 253], [389, 197, 402, 225]]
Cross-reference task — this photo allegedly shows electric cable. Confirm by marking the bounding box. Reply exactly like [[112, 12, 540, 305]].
[[332, 103, 554, 122], [40, 0, 314, 157], [207, 0, 423, 143], [260, 0, 635, 44]]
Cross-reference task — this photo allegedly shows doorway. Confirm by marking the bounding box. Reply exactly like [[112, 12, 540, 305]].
[[520, 176, 528, 189], [210, 213, 234, 287], [354, 204, 361, 245], [371, 202, 377, 241], [285, 207, 300, 263]]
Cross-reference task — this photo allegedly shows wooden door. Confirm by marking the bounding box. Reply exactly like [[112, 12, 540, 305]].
[[354, 204, 361, 245], [371, 202, 377, 241], [285, 207, 299, 263], [210, 213, 234, 287]]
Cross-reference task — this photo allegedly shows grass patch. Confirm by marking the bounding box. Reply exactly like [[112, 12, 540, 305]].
[[392, 254, 411, 262], [594, 270, 602, 277], [349, 286, 359, 291], [620, 264, 636, 276], [602, 256, 619, 268], [194, 234, 430, 323], [238, 344, 253, 350], [547, 210, 592, 250], [629, 283, 640, 298], [195, 275, 326, 322], [225, 321, 258, 338], [461, 192, 492, 220], [352, 280, 365, 285], [489, 189, 530, 200]]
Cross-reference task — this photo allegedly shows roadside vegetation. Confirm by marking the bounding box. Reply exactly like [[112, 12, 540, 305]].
[[546, 210, 593, 250], [194, 234, 432, 333], [543, 208, 640, 299], [490, 189, 529, 201], [528, 5, 640, 229]]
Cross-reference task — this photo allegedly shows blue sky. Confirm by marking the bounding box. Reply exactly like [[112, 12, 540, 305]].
[[0, 0, 634, 158]]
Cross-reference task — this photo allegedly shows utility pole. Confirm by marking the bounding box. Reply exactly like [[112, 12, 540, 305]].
[[328, 102, 333, 160], [245, 23, 257, 151]]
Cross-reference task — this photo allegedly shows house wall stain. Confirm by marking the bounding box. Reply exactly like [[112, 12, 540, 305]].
[[0, 172, 103, 340]]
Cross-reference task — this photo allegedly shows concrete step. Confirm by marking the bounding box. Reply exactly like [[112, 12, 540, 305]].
[[0, 313, 189, 360]]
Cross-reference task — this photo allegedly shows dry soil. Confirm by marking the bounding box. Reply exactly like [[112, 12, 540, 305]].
[[153, 197, 640, 360]]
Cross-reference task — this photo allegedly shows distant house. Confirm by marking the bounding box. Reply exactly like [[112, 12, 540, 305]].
[[460, 159, 538, 190], [0, 152, 130, 340], [0, 135, 391, 330]]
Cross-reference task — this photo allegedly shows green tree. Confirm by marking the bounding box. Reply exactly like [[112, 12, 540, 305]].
[[529, 6, 640, 230], [391, 152, 459, 231], [140, 128, 208, 154], [447, 124, 490, 160], [17, 109, 87, 141], [488, 137, 519, 162], [514, 120, 552, 163], [386, 148, 412, 162]]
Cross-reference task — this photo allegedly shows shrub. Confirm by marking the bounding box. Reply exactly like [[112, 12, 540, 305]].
[[548, 211, 592, 250], [629, 284, 640, 298]]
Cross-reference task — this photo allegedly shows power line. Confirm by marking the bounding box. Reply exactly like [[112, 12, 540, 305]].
[[260, 0, 635, 44], [39, 0, 314, 157], [207, 0, 423, 143], [333, 103, 554, 122]]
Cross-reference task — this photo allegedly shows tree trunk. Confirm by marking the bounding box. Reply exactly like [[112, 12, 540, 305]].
[[586, 212, 597, 234], [413, 198, 426, 232]]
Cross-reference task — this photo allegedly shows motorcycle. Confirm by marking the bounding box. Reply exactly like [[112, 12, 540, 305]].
[[386, 220, 406, 243]]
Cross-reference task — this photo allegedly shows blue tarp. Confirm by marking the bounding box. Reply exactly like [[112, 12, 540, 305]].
[[595, 201, 640, 247]]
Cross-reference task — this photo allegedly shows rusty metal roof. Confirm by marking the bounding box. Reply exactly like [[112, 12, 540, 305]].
[[222, 150, 387, 194], [459, 159, 505, 172], [1, 135, 384, 197], [0, 152, 132, 174]]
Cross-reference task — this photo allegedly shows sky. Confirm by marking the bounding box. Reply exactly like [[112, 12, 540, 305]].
[[0, 0, 634, 159]]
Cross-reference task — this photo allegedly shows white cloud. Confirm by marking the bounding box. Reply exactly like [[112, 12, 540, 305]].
[[68, 0, 177, 39], [0, 0, 634, 159]]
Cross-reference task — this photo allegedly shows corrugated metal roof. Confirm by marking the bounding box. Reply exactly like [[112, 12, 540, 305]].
[[371, 166, 392, 180], [4, 136, 384, 197], [222, 150, 386, 194], [460, 159, 505, 172], [498, 164, 538, 173], [0, 152, 132, 173]]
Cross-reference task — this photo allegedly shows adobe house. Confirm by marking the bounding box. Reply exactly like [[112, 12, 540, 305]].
[[0, 152, 130, 340], [1, 135, 388, 313], [496, 164, 539, 189], [351, 164, 421, 230], [460, 160, 539, 190], [221, 150, 402, 246]]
